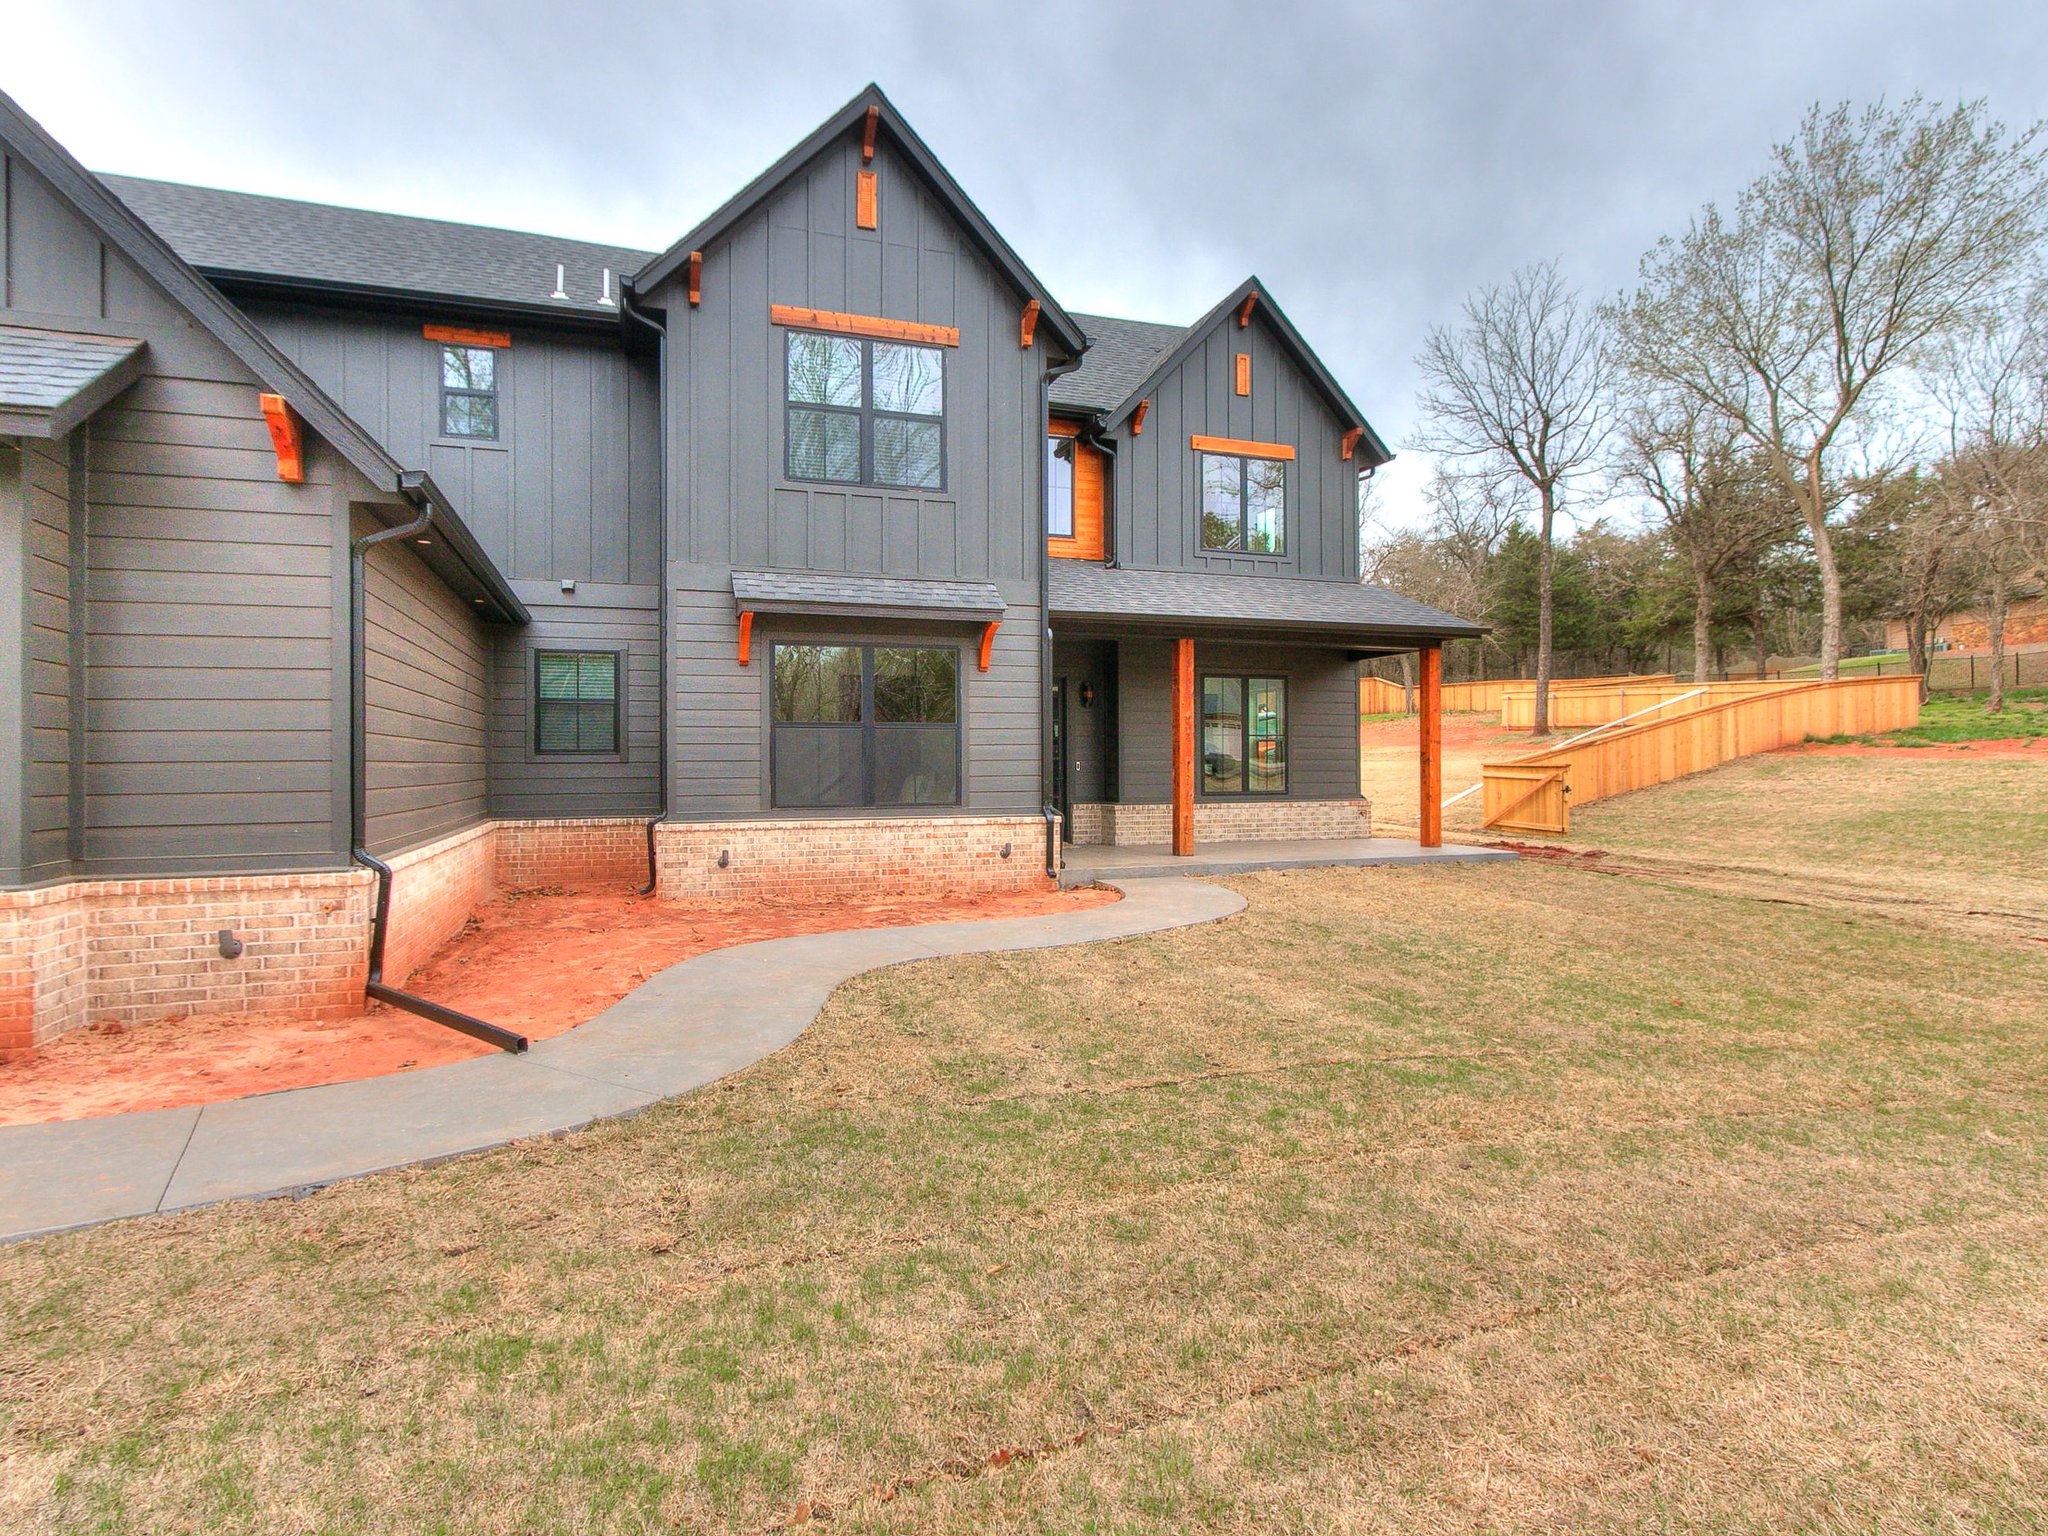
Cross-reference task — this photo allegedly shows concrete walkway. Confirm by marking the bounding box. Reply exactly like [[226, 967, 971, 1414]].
[[1059, 836, 1512, 885], [0, 876, 1245, 1245]]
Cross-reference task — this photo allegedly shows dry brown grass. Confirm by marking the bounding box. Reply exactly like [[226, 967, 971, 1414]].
[[3, 837, 2046, 1531]]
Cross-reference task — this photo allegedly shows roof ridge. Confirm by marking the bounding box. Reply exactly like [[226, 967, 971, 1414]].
[[94, 172, 658, 258]]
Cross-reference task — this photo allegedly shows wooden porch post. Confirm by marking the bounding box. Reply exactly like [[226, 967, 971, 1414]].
[[1418, 642, 1442, 848], [1171, 637, 1195, 856]]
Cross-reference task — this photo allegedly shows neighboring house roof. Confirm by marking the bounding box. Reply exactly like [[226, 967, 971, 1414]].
[[98, 174, 654, 322], [633, 84, 1088, 360], [1051, 313, 1189, 414], [1048, 561, 1482, 643], [731, 570, 1007, 623], [1096, 277, 1393, 467], [0, 324, 144, 437], [0, 87, 525, 622]]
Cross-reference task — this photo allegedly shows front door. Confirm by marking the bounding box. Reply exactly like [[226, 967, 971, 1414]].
[[1051, 678, 1071, 841]]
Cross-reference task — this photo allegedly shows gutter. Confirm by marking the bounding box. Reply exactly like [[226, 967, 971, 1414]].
[[620, 284, 669, 895], [1040, 350, 1087, 880], [349, 494, 529, 1054]]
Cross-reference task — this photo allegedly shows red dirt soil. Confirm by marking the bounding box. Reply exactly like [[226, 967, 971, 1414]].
[[1782, 738, 2048, 760], [0, 882, 1120, 1127]]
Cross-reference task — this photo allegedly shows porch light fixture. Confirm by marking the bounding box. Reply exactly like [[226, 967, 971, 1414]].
[[1079, 682, 1095, 708]]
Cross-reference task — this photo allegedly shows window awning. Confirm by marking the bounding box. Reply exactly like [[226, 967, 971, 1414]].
[[0, 325, 145, 438], [730, 570, 1008, 624]]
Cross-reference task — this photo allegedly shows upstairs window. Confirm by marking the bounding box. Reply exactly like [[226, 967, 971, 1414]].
[[535, 650, 619, 755], [1200, 452, 1285, 554], [771, 643, 960, 807], [1046, 434, 1076, 538], [785, 332, 945, 490], [440, 344, 499, 439]]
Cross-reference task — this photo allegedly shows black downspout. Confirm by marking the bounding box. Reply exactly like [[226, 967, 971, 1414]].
[[350, 498, 528, 1054], [621, 284, 668, 896], [1041, 354, 1086, 881]]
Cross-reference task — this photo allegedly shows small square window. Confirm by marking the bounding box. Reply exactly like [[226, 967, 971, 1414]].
[[1199, 451, 1286, 554], [535, 650, 619, 754], [440, 344, 500, 440]]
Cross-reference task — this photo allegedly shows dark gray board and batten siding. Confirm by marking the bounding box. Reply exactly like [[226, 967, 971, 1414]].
[[1113, 311, 1362, 583], [644, 131, 1049, 820], [250, 302, 662, 819]]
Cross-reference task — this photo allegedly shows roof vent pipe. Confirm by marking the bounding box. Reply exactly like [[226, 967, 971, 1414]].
[[599, 268, 615, 306], [550, 263, 568, 301]]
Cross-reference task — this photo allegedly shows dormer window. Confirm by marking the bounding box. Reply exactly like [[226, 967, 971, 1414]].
[[785, 331, 945, 490], [439, 345, 499, 439], [1199, 451, 1286, 554]]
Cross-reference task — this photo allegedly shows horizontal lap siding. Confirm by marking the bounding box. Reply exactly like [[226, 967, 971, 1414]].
[[82, 382, 344, 873], [490, 589, 661, 817], [22, 439, 73, 880], [362, 524, 489, 854], [1118, 640, 1357, 804]]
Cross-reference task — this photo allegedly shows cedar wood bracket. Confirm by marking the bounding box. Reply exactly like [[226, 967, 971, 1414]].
[[258, 392, 304, 483], [687, 250, 703, 306], [1020, 298, 1040, 349], [737, 610, 754, 665], [1131, 399, 1150, 435], [861, 103, 879, 162], [1341, 426, 1365, 461], [979, 620, 1000, 672], [1237, 291, 1258, 327]]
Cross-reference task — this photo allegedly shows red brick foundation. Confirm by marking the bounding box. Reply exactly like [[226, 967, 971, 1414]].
[[654, 815, 1053, 901]]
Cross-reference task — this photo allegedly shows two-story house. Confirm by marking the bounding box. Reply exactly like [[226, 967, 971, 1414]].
[[0, 84, 1478, 1057]]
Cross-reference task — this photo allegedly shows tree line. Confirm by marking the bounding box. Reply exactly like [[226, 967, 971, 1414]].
[[1380, 97, 2048, 725]]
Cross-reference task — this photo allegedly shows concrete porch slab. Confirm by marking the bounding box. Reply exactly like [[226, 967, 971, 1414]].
[[1059, 836, 1513, 885]]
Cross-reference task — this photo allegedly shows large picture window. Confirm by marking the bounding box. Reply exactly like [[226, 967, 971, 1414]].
[[771, 643, 960, 807], [1199, 452, 1285, 554], [1046, 434, 1075, 538], [535, 650, 619, 755], [1201, 674, 1287, 795], [785, 332, 945, 490], [440, 344, 499, 440]]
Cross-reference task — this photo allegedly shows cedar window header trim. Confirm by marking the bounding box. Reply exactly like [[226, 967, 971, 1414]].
[[770, 304, 960, 348]]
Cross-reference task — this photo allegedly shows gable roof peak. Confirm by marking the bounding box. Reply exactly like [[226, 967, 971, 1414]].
[[630, 85, 1085, 358]]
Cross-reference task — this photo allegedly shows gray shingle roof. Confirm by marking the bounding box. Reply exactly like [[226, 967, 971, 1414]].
[[1051, 312, 1189, 414], [0, 324, 144, 436], [98, 174, 656, 318], [1048, 561, 1483, 641], [731, 570, 1008, 621]]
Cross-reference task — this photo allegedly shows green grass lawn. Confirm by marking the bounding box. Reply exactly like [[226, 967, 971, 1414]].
[[4, 768, 2047, 1531], [1832, 688, 2048, 745]]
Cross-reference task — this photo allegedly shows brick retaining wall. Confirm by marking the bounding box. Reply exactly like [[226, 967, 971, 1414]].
[[1069, 798, 1373, 846], [655, 815, 1053, 901]]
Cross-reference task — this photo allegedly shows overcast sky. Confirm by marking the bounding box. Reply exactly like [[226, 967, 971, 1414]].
[[11, 0, 2047, 530]]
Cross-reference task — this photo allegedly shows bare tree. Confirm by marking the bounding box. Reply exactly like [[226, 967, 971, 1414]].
[[1615, 395, 1800, 681], [1619, 97, 2046, 679], [1933, 273, 2048, 710], [1416, 259, 1612, 730], [1859, 469, 1973, 700]]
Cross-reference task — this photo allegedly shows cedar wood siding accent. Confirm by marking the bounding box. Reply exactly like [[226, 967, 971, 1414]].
[[247, 302, 663, 820], [1046, 418, 1105, 562], [644, 129, 1046, 819], [1115, 639, 1359, 804], [1113, 309, 1359, 581], [357, 507, 489, 854]]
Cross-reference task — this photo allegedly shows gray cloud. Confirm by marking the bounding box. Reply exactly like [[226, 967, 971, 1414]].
[[13, 0, 2045, 525]]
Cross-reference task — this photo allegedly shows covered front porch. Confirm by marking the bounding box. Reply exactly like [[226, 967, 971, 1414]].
[[1047, 562, 1477, 867]]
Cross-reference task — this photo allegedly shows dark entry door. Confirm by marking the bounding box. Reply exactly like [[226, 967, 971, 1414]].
[[1051, 678, 1071, 841]]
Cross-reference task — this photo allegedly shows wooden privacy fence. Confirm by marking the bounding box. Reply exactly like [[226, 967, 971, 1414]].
[[1500, 677, 1810, 730], [1361, 672, 1673, 717], [1480, 675, 1921, 835]]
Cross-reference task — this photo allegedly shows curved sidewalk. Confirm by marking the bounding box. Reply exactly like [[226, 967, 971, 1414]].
[[0, 876, 1244, 1244]]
